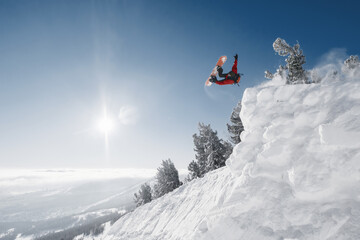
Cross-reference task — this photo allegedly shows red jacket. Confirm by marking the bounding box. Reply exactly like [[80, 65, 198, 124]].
[[215, 59, 240, 85]]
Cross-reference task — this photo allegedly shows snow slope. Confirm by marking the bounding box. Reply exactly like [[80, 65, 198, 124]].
[[105, 69, 360, 239]]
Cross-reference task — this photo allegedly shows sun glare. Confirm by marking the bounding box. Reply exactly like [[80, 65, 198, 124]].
[[97, 107, 114, 158], [98, 117, 114, 134]]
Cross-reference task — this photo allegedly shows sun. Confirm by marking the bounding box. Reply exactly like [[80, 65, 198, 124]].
[[97, 107, 115, 158], [98, 116, 114, 135]]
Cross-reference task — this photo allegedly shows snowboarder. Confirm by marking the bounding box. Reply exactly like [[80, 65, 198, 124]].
[[209, 54, 240, 85]]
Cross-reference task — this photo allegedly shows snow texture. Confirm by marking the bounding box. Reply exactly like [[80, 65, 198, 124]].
[[105, 69, 360, 240]]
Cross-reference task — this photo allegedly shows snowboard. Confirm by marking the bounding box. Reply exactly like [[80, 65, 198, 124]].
[[205, 56, 227, 86]]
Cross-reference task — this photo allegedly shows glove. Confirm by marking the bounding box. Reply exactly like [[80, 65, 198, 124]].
[[234, 54, 238, 60], [209, 76, 217, 83]]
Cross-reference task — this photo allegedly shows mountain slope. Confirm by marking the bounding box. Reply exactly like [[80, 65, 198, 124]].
[[105, 71, 360, 240]]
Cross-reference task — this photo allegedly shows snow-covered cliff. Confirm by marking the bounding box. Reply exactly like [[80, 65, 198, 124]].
[[105, 68, 360, 240]]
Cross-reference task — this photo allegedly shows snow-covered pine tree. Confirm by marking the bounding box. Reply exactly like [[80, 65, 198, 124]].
[[134, 183, 152, 207], [192, 126, 208, 177], [133, 191, 141, 207], [187, 160, 201, 181], [191, 123, 230, 177], [344, 55, 360, 69], [266, 38, 307, 84], [264, 70, 274, 80], [227, 101, 244, 145], [265, 65, 287, 80], [153, 159, 181, 198], [204, 134, 229, 172], [223, 140, 233, 160]]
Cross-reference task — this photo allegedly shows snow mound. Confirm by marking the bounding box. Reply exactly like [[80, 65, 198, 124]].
[[105, 75, 360, 239]]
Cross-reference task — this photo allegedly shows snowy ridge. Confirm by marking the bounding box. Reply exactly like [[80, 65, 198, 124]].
[[105, 72, 360, 239]]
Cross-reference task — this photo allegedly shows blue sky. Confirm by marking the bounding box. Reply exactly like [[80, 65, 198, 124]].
[[0, 0, 359, 169]]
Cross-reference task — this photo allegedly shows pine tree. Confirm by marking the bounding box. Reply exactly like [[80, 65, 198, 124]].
[[264, 70, 274, 80], [266, 38, 307, 84], [203, 126, 228, 172], [134, 183, 152, 207], [189, 123, 230, 180], [153, 159, 181, 198], [223, 140, 233, 160], [187, 160, 201, 181], [192, 130, 207, 176], [344, 55, 360, 69], [265, 65, 286, 80], [227, 101, 244, 145]]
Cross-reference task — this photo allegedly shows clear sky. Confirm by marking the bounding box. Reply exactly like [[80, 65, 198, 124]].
[[1, 0, 359, 169]]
